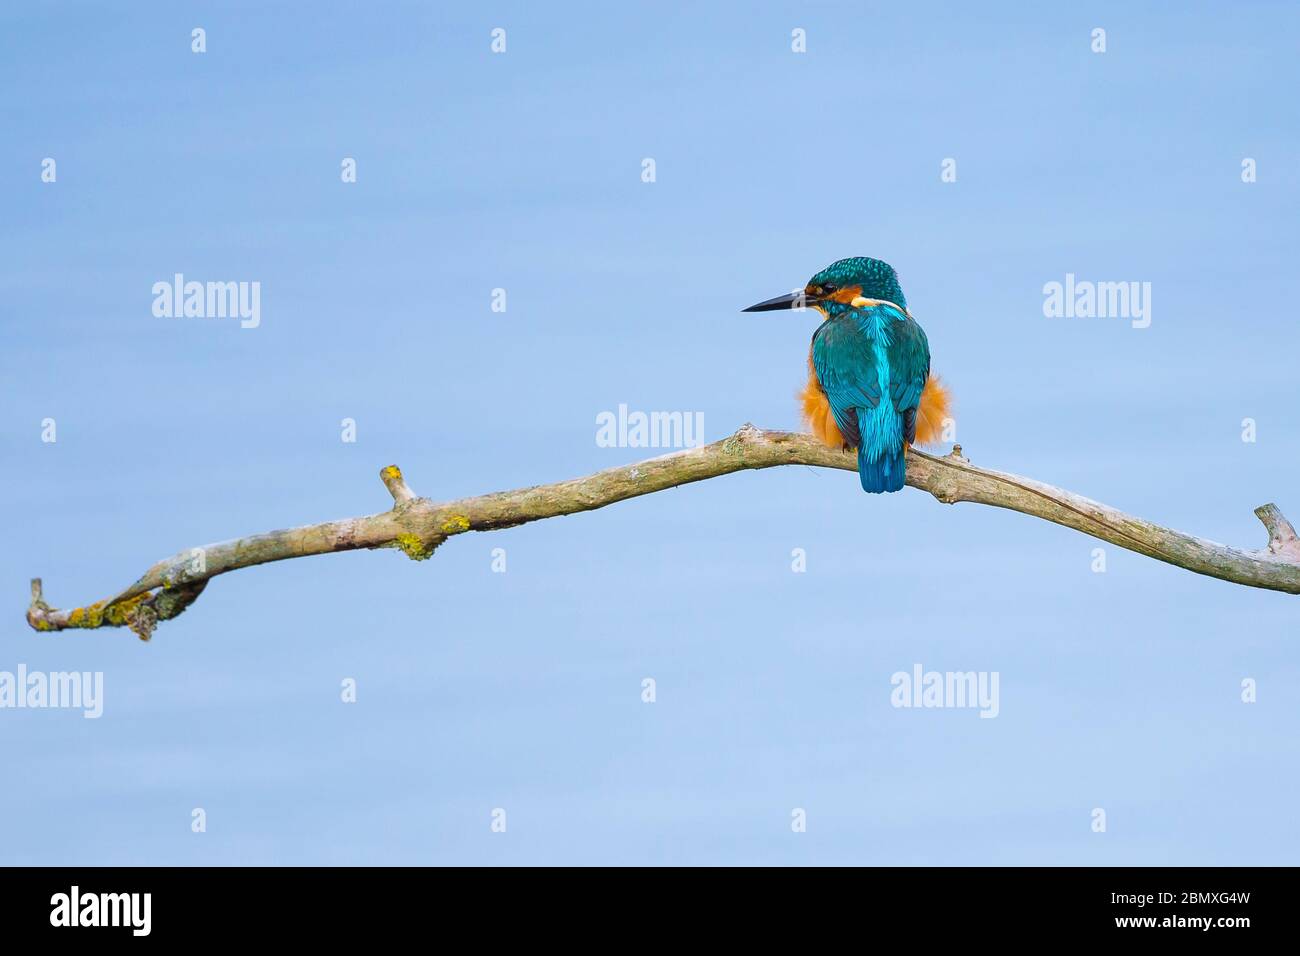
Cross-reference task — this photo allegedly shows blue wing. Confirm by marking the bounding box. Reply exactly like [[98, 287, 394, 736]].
[[885, 311, 930, 444], [810, 312, 881, 449], [811, 303, 931, 493]]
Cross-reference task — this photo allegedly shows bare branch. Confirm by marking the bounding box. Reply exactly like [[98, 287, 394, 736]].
[[380, 464, 417, 504], [24, 424, 1300, 637], [1254, 503, 1300, 557]]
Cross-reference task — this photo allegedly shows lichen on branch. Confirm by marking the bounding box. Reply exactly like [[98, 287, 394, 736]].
[[24, 426, 1300, 638]]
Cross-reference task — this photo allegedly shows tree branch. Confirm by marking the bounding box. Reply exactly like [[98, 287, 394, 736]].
[[24, 424, 1300, 638]]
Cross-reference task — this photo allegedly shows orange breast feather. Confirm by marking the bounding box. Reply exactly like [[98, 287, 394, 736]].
[[913, 374, 952, 446], [799, 359, 952, 449], [800, 358, 845, 448]]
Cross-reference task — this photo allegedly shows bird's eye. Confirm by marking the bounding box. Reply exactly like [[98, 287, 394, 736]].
[[822, 283, 837, 294]]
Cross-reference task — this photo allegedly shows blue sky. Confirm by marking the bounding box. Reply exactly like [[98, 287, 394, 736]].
[[2, 1, 1297, 865]]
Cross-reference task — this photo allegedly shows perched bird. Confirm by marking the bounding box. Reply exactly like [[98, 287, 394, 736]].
[[744, 257, 951, 493]]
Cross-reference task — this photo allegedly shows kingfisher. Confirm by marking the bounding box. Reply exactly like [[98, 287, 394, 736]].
[[744, 257, 951, 493]]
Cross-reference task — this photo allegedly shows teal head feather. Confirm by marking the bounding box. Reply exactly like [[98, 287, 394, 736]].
[[807, 257, 907, 311]]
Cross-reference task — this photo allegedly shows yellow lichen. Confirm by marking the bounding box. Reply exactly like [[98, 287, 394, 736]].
[[104, 592, 149, 627], [381, 465, 403, 482], [440, 514, 470, 534], [64, 592, 151, 629], [394, 533, 436, 561], [67, 603, 103, 627]]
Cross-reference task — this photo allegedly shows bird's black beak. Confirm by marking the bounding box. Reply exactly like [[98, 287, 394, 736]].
[[742, 291, 813, 313]]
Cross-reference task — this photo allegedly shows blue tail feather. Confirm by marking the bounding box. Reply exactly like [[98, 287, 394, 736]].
[[857, 444, 906, 494]]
